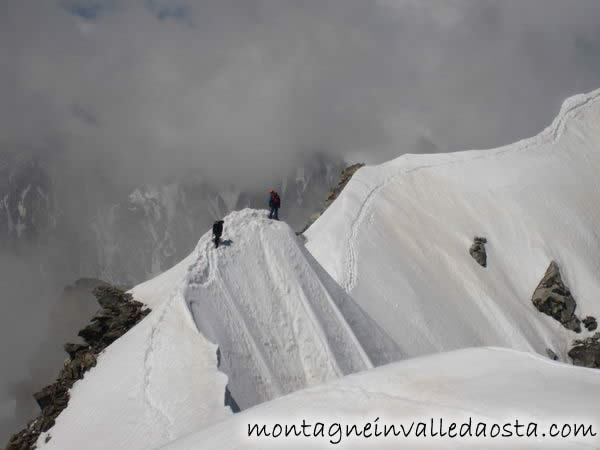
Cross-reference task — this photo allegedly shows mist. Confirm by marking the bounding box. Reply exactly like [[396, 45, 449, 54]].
[[3, 0, 600, 442]]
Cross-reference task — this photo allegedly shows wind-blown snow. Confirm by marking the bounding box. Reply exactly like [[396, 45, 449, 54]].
[[163, 348, 600, 449], [306, 88, 600, 360]]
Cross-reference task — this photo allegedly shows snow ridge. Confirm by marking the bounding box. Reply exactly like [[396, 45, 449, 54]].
[[191, 235, 279, 398], [340, 88, 600, 292], [181, 209, 376, 408]]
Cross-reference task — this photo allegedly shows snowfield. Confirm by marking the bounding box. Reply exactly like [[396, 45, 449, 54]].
[[163, 347, 600, 449], [35, 89, 600, 449], [306, 88, 600, 361]]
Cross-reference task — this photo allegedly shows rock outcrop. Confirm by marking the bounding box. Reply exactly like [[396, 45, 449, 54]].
[[531, 261, 581, 333], [297, 163, 364, 235], [568, 333, 600, 368], [583, 316, 598, 332], [469, 237, 487, 267], [6, 286, 150, 450]]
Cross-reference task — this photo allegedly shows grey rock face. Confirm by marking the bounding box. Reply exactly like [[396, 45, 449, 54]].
[[297, 163, 364, 235], [6, 286, 150, 450], [583, 316, 598, 332], [324, 163, 365, 207], [531, 261, 581, 333], [469, 237, 487, 267], [568, 333, 600, 368]]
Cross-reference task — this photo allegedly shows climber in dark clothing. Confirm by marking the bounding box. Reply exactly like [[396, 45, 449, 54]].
[[212, 220, 224, 248], [268, 190, 280, 220]]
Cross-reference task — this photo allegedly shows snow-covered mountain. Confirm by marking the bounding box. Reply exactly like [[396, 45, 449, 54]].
[[0, 152, 342, 285], [0, 152, 343, 444], [32, 209, 393, 449], [0, 153, 56, 244], [23, 89, 600, 449], [306, 88, 600, 361]]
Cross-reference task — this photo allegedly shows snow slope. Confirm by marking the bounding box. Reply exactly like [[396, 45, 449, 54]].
[[145, 209, 400, 409], [163, 347, 600, 449], [37, 209, 399, 449], [306, 88, 600, 360], [37, 287, 231, 449]]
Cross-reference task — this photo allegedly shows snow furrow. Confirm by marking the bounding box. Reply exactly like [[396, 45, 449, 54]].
[[258, 226, 344, 378], [207, 243, 280, 398], [142, 298, 177, 441]]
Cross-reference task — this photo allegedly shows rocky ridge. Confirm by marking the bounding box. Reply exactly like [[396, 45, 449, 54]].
[[6, 286, 150, 450], [297, 163, 364, 235]]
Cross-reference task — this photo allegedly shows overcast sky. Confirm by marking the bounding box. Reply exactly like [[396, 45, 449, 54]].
[[3, 0, 600, 190], [3, 0, 600, 442]]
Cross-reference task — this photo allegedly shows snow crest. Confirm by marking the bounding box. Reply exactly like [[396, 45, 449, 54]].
[[306, 88, 600, 360], [179, 209, 388, 409]]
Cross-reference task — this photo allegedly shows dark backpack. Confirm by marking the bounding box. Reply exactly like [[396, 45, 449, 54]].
[[272, 192, 280, 208]]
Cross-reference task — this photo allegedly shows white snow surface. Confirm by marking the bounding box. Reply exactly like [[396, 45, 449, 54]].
[[306, 88, 600, 361], [164, 347, 600, 449], [148, 209, 400, 409], [36, 275, 231, 449], [37, 208, 399, 449]]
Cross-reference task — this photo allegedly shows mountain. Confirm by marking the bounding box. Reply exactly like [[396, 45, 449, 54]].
[[0, 153, 56, 245], [0, 151, 344, 444], [33, 209, 399, 449], [14, 89, 600, 449], [93, 156, 343, 285], [306, 88, 600, 361], [0, 152, 342, 285]]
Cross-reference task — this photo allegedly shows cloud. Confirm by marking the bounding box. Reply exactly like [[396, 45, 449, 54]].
[[59, 0, 117, 20], [3, 0, 600, 192], [2, 0, 600, 440]]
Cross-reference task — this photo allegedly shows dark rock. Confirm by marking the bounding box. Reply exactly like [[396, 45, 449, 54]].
[[568, 333, 600, 368], [225, 386, 240, 413], [216, 347, 240, 413], [78, 321, 108, 345], [531, 261, 581, 333], [6, 284, 151, 450], [546, 348, 558, 360], [94, 285, 132, 310], [583, 316, 597, 332], [64, 343, 89, 359], [297, 163, 364, 235], [469, 236, 487, 267], [33, 384, 63, 411], [60, 352, 97, 382]]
